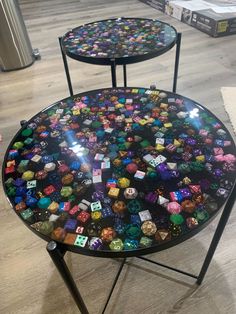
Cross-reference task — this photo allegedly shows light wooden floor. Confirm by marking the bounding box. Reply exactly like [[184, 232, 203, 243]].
[[0, 1, 236, 313]]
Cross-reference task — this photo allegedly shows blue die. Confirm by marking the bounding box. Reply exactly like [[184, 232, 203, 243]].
[[101, 207, 114, 218], [130, 214, 141, 225]]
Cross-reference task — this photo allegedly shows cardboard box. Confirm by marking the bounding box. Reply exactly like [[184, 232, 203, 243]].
[[140, 0, 236, 37], [139, 0, 165, 12]]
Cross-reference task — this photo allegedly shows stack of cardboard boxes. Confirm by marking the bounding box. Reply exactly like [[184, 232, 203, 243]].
[[139, 0, 236, 37]]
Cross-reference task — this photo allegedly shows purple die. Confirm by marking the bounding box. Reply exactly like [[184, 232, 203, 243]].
[[157, 163, 168, 172], [193, 149, 202, 156], [89, 237, 103, 250], [145, 192, 158, 203], [160, 171, 172, 180], [186, 138, 197, 146], [170, 170, 180, 178], [14, 178, 25, 187], [199, 179, 211, 191], [64, 219, 77, 231], [179, 188, 192, 199], [213, 168, 224, 178], [92, 190, 105, 201]]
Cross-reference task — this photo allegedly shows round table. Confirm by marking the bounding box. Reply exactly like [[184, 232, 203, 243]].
[[3, 87, 236, 312], [59, 18, 180, 94]]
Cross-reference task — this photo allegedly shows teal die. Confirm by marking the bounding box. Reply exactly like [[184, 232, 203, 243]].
[[74, 235, 88, 247], [20, 208, 34, 220], [24, 138, 34, 145], [90, 201, 102, 212]]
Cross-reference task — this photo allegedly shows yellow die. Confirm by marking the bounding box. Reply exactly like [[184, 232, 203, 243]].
[[117, 177, 130, 189], [139, 119, 147, 126], [196, 155, 205, 163], [155, 144, 165, 152], [174, 139, 181, 147], [115, 103, 124, 109], [91, 211, 102, 221], [108, 188, 120, 199], [73, 109, 80, 115], [160, 103, 168, 110], [164, 122, 172, 128]]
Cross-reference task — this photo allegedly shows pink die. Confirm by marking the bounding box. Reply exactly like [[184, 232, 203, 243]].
[[213, 147, 224, 156], [167, 202, 182, 214]]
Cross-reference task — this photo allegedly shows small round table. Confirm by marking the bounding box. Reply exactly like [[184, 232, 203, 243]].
[[60, 18, 180, 95], [3, 87, 235, 313]]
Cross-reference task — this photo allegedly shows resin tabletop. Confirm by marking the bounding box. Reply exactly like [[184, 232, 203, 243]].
[[61, 18, 177, 65], [3, 87, 236, 257]]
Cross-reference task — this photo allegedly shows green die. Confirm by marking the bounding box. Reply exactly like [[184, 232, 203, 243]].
[[140, 140, 151, 148], [139, 236, 152, 248], [74, 235, 88, 247], [20, 208, 34, 220]]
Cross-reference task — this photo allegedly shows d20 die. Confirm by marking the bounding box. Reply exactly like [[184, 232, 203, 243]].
[[74, 235, 88, 247]]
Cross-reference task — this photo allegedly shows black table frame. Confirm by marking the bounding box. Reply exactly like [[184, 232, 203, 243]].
[[46, 183, 235, 314], [58, 18, 181, 96]]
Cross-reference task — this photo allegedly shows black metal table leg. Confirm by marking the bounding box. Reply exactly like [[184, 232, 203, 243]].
[[172, 32, 182, 93], [47, 241, 89, 314], [196, 184, 236, 285], [58, 37, 74, 96], [123, 64, 127, 87], [102, 258, 126, 314], [111, 59, 117, 88]]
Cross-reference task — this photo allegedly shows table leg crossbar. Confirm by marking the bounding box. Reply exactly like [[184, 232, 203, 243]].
[[136, 256, 198, 279]]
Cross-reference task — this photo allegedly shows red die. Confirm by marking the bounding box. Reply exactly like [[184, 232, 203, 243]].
[[69, 205, 79, 215], [43, 185, 56, 195], [77, 211, 90, 223]]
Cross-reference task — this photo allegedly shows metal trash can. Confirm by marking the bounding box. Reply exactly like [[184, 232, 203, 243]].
[[0, 0, 34, 71]]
